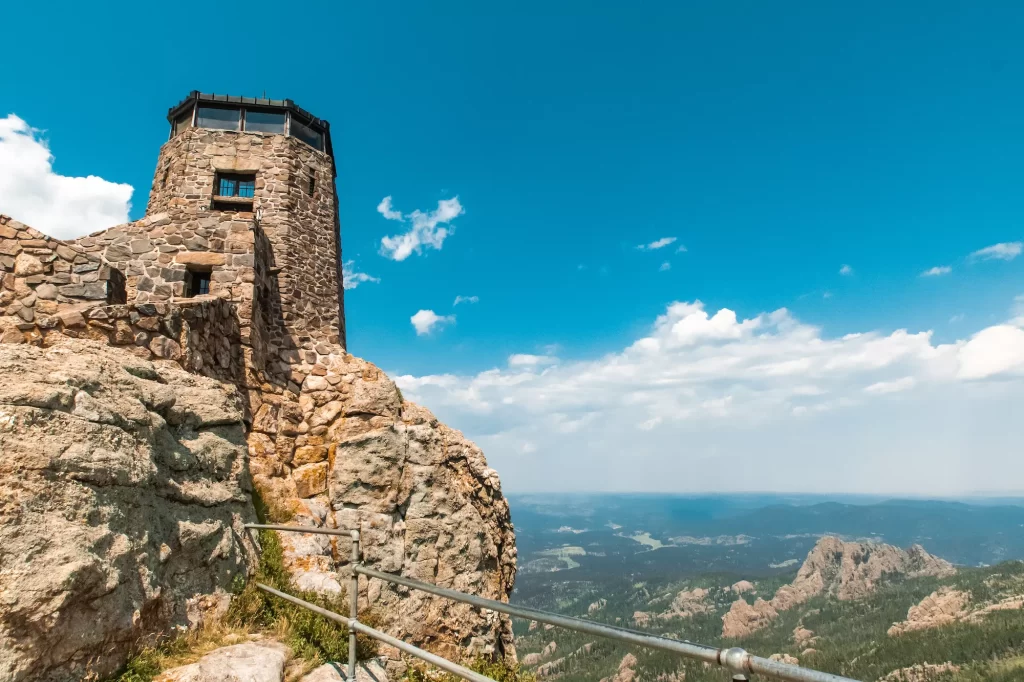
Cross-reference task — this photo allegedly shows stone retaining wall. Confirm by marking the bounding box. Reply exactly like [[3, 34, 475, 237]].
[[0, 295, 243, 386], [0, 215, 123, 331]]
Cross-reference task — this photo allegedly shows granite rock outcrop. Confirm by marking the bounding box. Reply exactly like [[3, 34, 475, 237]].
[[0, 339, 256, 682], [723, 536, 954, 638]]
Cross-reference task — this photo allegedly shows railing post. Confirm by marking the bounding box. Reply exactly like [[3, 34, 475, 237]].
[[348, 530, 360, 681]]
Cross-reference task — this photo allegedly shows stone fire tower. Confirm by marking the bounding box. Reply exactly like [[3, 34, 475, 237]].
[[76, 91, 347, 365]]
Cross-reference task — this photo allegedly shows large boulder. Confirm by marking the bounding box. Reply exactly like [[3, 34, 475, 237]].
[[0, 338, 256, 682], [155, 641, 290, 682]]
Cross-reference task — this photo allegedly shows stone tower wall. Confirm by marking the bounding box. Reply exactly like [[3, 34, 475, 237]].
[[71, 127, 346, 391], [144, 127, 346, 351]]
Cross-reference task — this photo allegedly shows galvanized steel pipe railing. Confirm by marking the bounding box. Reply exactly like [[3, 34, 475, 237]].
[[245, 523, 862, 682], [255, 583, 493, 682]]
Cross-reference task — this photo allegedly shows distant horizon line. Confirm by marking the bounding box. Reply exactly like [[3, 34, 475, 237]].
[[503, 490, 1024, 500]]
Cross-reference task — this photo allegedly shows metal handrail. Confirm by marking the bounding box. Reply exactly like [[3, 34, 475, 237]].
[[244, 523, 861, 682], [255, 583, 493, 682]]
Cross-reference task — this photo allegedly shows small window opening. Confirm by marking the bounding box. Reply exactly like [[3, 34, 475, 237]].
[[184, 269, 212, 298], [161, 166, 170, 189], [106, 269, 127, 305], [307, 172, 316, 196], [212, 172, 256, 211]]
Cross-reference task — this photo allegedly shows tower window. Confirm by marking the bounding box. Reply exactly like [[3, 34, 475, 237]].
[[212, 172, 256, 211], [245, 110, 286, 134], [196, 106, 240, 131], [307, 172, 316, 196], [289, 117, 324, 151], [184, 269, 211, 298], [217, 174, 255, 198]]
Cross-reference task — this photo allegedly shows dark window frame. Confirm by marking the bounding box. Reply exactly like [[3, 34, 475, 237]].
[[184, 269, 212, 298], [215, 172, 256, 199]]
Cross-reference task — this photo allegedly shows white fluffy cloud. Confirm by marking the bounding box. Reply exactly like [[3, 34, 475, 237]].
[[454, 295, 479, 306], [839, 264, 853, 276], [376, 196, 403, 221], [659, 261, 671, 272], [970, 241, 1022, 262], [379, 196, 464, 261], [410, 309, 455, 336], [0, 114, 133, 239], [341, 260, 380, 290], [637, 237, 677, 250], [956, 325, 1024, 380], [508, 354, 558, 367], [921, 266, 952, 277], [396, 298, 1024, 494]]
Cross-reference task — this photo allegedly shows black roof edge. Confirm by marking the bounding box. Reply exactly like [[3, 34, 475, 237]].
[[167, 91, 335, 163]]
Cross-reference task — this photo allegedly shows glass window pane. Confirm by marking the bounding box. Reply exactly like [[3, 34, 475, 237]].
[[218, 177, 236, 196], [289, 117, 323, 150], [173, 108, 193, 136], [245, 110, 286, 134], [238, 179, 255, 198], [196, 106, 241, 131]]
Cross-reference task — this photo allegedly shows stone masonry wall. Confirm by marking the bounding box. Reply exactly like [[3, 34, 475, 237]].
[[140, 127, 345, 352], [0, 295, 243, 385], [70, 212, 262, 372], [0, 216, 123, 341]]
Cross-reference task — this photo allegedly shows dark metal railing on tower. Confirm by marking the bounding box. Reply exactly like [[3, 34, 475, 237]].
[[244, 523, 862, 682]]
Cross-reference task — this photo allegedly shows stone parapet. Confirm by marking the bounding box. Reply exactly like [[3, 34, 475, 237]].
[[0, 215, 124, 325], [0, 296, 244, 386]]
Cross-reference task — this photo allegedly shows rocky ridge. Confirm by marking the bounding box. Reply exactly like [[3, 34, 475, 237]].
[[878, 662, 960, 682], [888, 587, 1024, 636], [633, 587, 713, 626], [723, 536, 954, 638]]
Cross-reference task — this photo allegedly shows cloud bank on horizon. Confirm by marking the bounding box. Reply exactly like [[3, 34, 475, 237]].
[[397, 298, 1024, 495], [0, 114, 133, 239]]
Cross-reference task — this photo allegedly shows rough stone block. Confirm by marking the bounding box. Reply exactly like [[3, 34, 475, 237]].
[[13, 253, 44, 276], [149, 336, 182, 360], [59, 282, 107, 300], [176, 251, 226, 267], [35, 283, 58, 300], [292, 445, 328, 466], [293, 462, 328, 498]]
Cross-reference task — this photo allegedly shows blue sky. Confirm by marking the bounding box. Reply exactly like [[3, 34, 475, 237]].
[[2, 2, 1023, 493]]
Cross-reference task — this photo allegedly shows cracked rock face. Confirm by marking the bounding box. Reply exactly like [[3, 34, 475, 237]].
[[0, 338, 256, 682], [248, 353, 517, 664]]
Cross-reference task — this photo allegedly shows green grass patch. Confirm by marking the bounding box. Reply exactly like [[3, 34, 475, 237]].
[[404, 656, 536, 682], [108, 494, 377, 682]]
